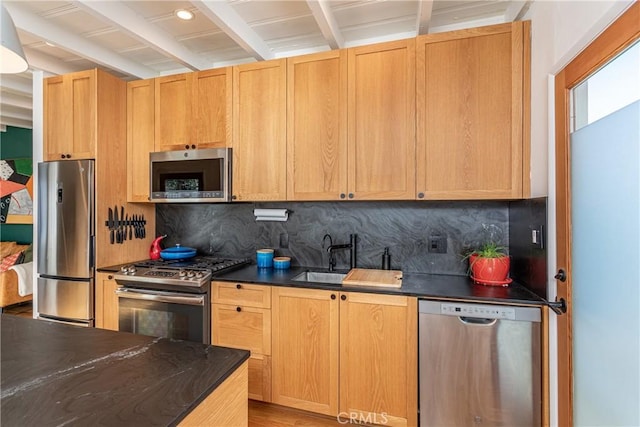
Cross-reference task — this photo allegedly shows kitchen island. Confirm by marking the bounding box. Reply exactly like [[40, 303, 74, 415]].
[[0, 315, 249, 427]]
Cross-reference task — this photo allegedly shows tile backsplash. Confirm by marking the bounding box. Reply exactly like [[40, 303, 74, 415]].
[[157, 201, 510, 275]]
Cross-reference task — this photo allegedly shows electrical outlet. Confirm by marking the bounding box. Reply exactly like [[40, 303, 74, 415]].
[[279, 232, 289, 248], [428, 236, 447, 254]]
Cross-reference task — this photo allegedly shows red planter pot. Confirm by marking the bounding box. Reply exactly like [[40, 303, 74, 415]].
[[469, 254, 511, 286]]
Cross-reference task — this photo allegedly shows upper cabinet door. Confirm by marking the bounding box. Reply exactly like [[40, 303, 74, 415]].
[[416, 22, 530, 200], [44, 70, 96, 160], [287, 50, 348, 201], [192, 68, 232, 148], [155, 73, 192, 151], [232, 59, 287, 201], [127, 79, 154, 202], [347, 39, 416, 200]]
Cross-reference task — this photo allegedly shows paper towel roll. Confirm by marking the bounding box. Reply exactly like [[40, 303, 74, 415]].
[[253, 209, 288, 221]]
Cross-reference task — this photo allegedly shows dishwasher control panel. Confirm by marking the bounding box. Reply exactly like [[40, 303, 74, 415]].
[[441, 303, 516, 320]]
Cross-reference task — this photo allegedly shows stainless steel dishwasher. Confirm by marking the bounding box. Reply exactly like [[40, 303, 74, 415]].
[[419, 299, 542, 427]]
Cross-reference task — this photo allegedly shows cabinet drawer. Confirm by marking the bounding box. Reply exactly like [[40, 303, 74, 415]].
[[248, 354, 272, 402], [212, 304, 271, 355], [212, 281, 271, 308]]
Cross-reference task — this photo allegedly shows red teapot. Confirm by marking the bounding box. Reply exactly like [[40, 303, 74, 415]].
[[149, 235, 167, 260]]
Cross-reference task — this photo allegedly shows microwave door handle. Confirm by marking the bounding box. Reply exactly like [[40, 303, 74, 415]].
[[115, 288, 204, 306]]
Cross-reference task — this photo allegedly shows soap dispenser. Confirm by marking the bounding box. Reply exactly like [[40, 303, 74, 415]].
[[381, 247, 391, 270]]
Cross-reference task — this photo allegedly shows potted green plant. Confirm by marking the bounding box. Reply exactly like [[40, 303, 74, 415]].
[[465, 242, 512, 286]]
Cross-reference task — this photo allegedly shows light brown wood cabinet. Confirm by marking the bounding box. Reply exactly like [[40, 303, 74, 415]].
[[232, 59, 287, 201], [272, 287, 417, 425], [127, 79, 155, 202], [211, 281, 272, 402], [95, 272, 119, 331], [416, 21, 530, 200], [287, 50, 348, 201], [347, 39, 416, 200], [154, 68, 232, 152], [44, 69, 99, 160]]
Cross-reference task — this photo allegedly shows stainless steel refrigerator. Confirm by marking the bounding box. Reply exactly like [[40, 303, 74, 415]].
[[37, 160, 95, 327]]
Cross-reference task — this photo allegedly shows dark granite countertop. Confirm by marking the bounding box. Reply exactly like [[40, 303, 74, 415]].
[[98, 262, 545, 305], [210, 265, 546, 305], [0, 315, 250, 427]]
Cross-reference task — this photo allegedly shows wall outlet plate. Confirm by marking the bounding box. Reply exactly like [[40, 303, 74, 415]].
[[428, 235, 447, 253]]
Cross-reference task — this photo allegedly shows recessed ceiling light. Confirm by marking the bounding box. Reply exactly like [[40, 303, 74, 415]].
[[175, 9, 194, 21]]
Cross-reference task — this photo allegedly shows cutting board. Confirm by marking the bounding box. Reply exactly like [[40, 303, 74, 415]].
[[342, 268, 403, 288]]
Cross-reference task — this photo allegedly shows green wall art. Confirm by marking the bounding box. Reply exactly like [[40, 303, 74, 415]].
[[0, 158, 33, 224]]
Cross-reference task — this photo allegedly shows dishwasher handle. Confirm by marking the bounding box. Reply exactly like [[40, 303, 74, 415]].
[[459, 316, 497, 326]]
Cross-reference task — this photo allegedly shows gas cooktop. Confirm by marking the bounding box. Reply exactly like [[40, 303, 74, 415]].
[[133, 256, 251, 273], [113, 256, 251, 291]]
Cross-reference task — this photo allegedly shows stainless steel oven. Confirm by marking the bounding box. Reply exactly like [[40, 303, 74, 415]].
[[113, 256, 250, 345], [116, 287, 210, 344]]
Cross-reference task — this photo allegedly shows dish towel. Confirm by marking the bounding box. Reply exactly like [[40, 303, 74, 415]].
[[9, 261, 34, 296]]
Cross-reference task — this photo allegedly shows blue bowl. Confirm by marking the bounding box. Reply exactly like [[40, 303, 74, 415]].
[[273, 257, 291, 270]]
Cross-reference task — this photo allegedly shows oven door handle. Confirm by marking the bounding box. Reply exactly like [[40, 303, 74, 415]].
[[115, 288, 205, 306]]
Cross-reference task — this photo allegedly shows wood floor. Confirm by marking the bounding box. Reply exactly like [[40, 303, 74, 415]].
[[249, 400, 343, 426], [2, 306, 344, 426]]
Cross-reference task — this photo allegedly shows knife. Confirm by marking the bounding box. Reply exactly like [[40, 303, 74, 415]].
[[114, 205, 120, 243], [127, 214, 132, 240], [123, 213, 127, 241], [141, 214, 145, 238], [121, 206, 125, 242], [108, 207, 114, 244]]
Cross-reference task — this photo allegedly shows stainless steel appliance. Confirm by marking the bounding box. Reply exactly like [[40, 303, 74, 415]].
[[418, 300, 541, 427], [37, 160, 95, 327], [149, 148, 231, 203], [114, 256, 250, 344]]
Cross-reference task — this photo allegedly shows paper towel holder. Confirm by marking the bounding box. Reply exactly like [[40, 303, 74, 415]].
[[253, 208, 291, 222]]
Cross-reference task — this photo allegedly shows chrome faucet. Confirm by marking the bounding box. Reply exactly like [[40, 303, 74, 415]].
[[322, 233, 357, 272]]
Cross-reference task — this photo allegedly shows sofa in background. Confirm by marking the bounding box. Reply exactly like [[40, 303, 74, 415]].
[[0, 241, 32, 312]]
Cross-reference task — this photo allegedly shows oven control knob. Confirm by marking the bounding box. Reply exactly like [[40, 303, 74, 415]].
[[127, 266, 137, 274], [195, 272, 204, 279], [179, 270, 187, 277], [187, 271, 195, 278], [120, 266, 128, 273]]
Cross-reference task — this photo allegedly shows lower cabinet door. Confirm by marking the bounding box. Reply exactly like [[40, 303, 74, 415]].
[[339, 292, 418, 427], [248, 354, 271, 402], [272, 287, 339, 416]]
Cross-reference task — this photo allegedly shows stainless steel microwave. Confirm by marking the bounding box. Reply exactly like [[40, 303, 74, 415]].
[[149, 148, 231, 203]]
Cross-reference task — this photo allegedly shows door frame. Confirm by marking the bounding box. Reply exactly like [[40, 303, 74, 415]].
[[554, 3, 640, 425]]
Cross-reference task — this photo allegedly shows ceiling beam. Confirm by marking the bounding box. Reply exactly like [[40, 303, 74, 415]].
[[0, 117, 32, 129], [416, 0, 434, 35], [192, 0, 274, 61], [5, 2, 157, 79], [306, 0, 344, 49], [23, 47, 78, 76], [0, 105, 32, 121], [74, 1, 210, 71], [0, 92, 31, 110], [504, 1, 530, 22], [0, 75, 32, 95]]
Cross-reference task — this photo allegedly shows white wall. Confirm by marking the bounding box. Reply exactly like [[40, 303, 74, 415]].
[[522, 1, 635, 425]]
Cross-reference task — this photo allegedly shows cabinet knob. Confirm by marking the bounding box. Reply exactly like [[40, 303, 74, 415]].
[[236, 284, 242, 289], [66, 154, 71, 159], [191, 144, 196, 149], [340, 193, 346, 199], [340, 294, 346, 301], [108, 275, 113, 280], [348, 193, 354, 199], [236, 306, 242, 312], [60, 154, 65, 159], [418, 192, 425, 199], [185, 144, 190, 149], [331, 294, 336, 300], [232, 195, 237, 200]]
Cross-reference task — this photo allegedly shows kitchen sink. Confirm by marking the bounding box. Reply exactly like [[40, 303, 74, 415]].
[[291, 271, 347, 285]]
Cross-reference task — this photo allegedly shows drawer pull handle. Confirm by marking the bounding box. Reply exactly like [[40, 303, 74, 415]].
[[236, 284, 242, 289], [108, 275, 113, 280], [236, 306, 242, 312], [331, 294, 336, 300], [340, 295, 347, 301]]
